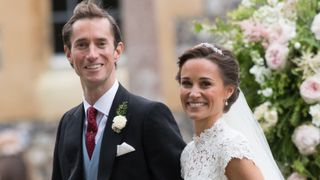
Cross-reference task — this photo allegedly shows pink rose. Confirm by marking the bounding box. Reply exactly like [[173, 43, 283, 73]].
[[265, 43, 289, 70], [291, 124, 320, 155], [300, 75, 320, 104], [311, 13, 320, 40], [239, 20, 268, 42], [267, 22, 296, 45]]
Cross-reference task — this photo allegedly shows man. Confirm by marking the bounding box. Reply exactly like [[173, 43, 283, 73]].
[[51, 1, 186, 180]]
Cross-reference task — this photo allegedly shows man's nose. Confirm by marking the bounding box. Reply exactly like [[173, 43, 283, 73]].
[[87, 44, 98, 60]]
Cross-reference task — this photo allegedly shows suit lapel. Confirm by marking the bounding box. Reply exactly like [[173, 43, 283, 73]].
[[67, 104, 85, 180], [98, 85, 130, 180]]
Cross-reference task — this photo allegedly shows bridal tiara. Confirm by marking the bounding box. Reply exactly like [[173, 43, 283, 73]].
[[194, 43, 224, 56]]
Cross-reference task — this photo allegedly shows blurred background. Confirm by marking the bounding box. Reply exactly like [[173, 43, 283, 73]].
[[0, 0, 240, 179]]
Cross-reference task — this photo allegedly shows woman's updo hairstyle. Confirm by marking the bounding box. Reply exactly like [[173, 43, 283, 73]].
[[176, 43, 240, 112]]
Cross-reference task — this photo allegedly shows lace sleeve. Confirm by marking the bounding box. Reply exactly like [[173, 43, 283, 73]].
[[180, 120, 258, 180], [220, 132, 255, 174], [180, 142, 192, 178]]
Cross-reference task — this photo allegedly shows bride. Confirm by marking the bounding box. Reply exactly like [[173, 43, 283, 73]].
[[176, 43, 284, 180]]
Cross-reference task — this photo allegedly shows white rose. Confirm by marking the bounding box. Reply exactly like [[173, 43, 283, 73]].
[[260, 122, 273, 132], [292, 124, 320, 155], [309, 104, 320, 127], [264, 109, 278, 125], [254, 102, 271, 120], [311, 13, 320, 40], [112, 115, 127, 133]]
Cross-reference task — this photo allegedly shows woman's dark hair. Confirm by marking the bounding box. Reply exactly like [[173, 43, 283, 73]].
[[62, 1, 122, 49], [176, 43, 240, 112]]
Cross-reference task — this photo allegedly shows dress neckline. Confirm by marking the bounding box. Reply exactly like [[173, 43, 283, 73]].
[[193, 118, 226, 146]]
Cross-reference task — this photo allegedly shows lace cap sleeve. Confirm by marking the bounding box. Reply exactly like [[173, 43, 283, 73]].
[[180, 120, 258, 180], [220, 129, 255, 172]]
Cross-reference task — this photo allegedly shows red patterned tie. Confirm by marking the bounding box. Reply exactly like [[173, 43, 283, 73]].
[[86, 106, 98, 160]]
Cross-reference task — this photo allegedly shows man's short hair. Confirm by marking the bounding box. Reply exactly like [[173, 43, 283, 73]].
[[62, 1, 122, 49]]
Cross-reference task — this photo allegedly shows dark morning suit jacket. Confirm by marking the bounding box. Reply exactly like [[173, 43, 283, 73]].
[[51, 84, 186, 180]]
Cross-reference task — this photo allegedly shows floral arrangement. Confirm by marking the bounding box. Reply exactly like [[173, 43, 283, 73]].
[[112, 101, 128, 133], [194, 0, 320, 178]]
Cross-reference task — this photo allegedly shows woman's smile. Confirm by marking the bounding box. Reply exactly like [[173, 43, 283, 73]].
[[187, 101, 207, 108]]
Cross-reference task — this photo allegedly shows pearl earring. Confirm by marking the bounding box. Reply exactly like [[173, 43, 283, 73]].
[[225, 100, 228, 106]]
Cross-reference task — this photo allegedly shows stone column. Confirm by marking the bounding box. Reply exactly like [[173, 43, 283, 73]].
[[121, 0, 162, 101], [121, 0, 202, 108]]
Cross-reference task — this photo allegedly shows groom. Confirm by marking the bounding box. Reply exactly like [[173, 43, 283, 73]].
[[51, 1, 186, 180]]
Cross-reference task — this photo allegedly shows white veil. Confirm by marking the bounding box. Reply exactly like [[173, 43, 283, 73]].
[[223, 90, 284, 180]]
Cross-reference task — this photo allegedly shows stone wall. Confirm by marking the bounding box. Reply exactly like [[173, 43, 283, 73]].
[[0, 0, 51, 120]]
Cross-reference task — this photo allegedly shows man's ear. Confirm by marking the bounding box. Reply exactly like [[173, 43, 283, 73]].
[[114, 42, 124, 61], [64, 45, 74, 68]]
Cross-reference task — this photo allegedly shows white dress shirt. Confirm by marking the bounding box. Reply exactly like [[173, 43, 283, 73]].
[[83, 80, 119, 144]]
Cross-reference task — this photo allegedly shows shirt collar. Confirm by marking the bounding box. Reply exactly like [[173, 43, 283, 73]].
[[83, 80, 119, 116]]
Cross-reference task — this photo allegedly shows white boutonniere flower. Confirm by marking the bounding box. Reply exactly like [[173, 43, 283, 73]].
[[112, 115, 127, 133], [112, 101, 128, 133]]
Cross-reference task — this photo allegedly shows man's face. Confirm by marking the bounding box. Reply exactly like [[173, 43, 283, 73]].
[[65, 17, 123, 90]]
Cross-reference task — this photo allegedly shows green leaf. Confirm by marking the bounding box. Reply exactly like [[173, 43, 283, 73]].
[[194, 22, 203, 33], [293, 160, 306, 173], [116, 101, 128, 116]]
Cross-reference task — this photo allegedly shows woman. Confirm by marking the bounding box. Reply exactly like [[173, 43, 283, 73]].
[[177, 43, 284, 180]]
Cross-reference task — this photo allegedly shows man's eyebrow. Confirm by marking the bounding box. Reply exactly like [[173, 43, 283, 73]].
[[74, 38, 87, 43]]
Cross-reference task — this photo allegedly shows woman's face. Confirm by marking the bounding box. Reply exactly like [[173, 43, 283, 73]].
[[179, 58, 234, 123]]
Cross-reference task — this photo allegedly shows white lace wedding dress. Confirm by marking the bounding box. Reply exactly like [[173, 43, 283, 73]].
[[180, 118, 255, 180]]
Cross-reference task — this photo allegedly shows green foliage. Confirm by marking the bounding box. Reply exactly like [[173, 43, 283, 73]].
[[193, 0, 320, 178], [228, 4, 255, 20], [116, 101, 128, 116], [194, 21, 204, 33]]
